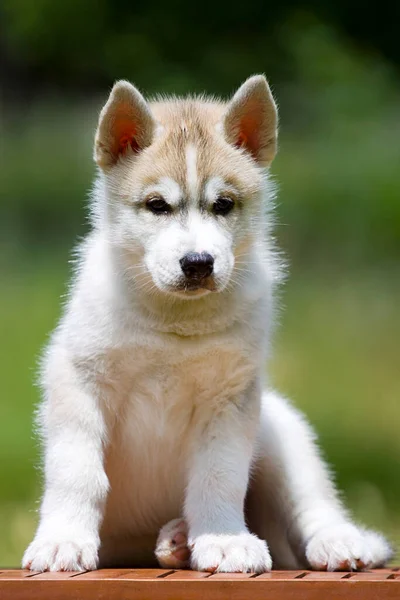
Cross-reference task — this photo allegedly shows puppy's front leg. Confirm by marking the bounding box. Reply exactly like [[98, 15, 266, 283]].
[[185, 382, 271, 573], [22, 349, 110, 572]]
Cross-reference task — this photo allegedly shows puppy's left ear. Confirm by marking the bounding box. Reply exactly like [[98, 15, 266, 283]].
[[94, 80, 155, 170], [222, 75, 278, 166]]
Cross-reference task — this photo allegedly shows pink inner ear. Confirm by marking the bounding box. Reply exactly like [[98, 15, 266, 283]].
[[113, 105, 141, 157], [236, 131, 248, 148], [236, 115, 260, 159], [118, 130, 140, 155]]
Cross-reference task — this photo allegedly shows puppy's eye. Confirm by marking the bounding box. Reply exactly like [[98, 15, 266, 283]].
[[146, 197, 172, 215], [213, 196, 235, 216]]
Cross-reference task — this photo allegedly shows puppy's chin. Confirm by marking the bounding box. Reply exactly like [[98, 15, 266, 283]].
[[181, 277, 217, 292], [154, 276, 221, 300], [171, 287, 212, 299], [169, 279, 216, 299]]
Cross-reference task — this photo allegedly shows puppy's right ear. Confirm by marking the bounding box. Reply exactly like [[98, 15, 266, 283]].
[[94, 81, 155, 169]]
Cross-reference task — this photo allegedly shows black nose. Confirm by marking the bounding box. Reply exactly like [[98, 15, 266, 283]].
[[180, 252, 214, 279]]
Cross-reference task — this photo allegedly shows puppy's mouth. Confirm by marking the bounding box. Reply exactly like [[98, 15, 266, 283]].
[[172, 276, 217, 295], [179, 276, 217, 293]]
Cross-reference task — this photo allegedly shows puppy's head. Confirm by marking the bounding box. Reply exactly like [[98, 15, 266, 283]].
[[94, 75, 278, 299]]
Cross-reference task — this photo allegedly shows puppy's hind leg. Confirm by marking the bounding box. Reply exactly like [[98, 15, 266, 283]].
[[155, 518, 191, 569], [248, 391, 393, 571]]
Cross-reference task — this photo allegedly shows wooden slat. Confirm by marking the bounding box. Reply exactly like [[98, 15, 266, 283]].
[[4, 579, 396, 600], [163, 570, 211, 579], [29, 571, 85, 579], [207, 572, 257, 579], [0, 570, 39, 579], [373, 569, 398, 574], [70, 568, 170, 580], [347, 571, 396, 580], [256, 570, 308, 579], [0, 569, 399, 600], [70, 569, 136, 579], [302, 571, 351, 580], [117, 569, 176, 579]]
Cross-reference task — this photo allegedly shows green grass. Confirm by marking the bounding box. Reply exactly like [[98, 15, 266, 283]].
[[0, 256, 69, 566], [1, 257, 399, 567]]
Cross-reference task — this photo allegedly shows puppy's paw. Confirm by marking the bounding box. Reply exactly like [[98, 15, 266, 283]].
[[190, 532, 272, 573], [155, 518, 191, 569], [22, 535, 99, 572], [306, 523, 393, 571]]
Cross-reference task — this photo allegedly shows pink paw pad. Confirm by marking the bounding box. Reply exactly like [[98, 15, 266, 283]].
[[155, 518, 191, 569]]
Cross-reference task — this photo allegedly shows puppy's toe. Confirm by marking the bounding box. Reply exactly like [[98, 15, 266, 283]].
[[22, 537, 98, 572], [306, 523, 393, 571], [190, 532, 272, 573]]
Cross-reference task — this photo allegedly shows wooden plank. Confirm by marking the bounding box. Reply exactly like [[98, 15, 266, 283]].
[[256, 570, 309, 579], [117, 569, 176, 579], [368, 569, 397, 574], [29, 571, 86, 579], [72, 568, 175, 580], [208, 572, 257, 579], [163, 570, 211, 579], [0, 570, 39, 579], [347, 571, 396, 580], [2, 579, 399, 600], [0, 570, 399, 600], [68, 569, 135, 579], [302, 571, 351, 580]]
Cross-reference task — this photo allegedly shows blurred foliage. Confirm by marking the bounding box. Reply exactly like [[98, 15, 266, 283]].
[[2, 0, 400, 96], [1, 21, 400, 265], [0, 0, 399, 568]]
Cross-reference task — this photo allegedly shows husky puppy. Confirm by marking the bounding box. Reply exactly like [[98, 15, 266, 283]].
[[23, 76, 392, 573]]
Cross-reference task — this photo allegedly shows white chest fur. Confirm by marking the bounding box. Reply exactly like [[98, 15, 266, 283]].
[[99, 330, 258, 538]]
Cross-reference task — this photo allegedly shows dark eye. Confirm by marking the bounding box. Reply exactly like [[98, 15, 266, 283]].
[[146, 197, 172, 215], [213, 196, 235, 216]]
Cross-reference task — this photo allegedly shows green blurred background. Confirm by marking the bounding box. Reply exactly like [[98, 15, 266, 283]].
[[1, 0, 399, 568]]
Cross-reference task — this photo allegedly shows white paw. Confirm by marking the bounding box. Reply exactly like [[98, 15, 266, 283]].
[[306, 523, 393, 571], [190, 532, 272, 573], [155, 518, 191, 569], [22, 535, 99, 572]]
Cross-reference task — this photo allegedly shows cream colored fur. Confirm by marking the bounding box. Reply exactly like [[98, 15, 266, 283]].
[[23, 76, 392, 573]]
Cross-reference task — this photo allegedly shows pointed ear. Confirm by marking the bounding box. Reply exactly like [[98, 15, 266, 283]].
[[222, 75, 278, 166], [94, 80, 155, 169]]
